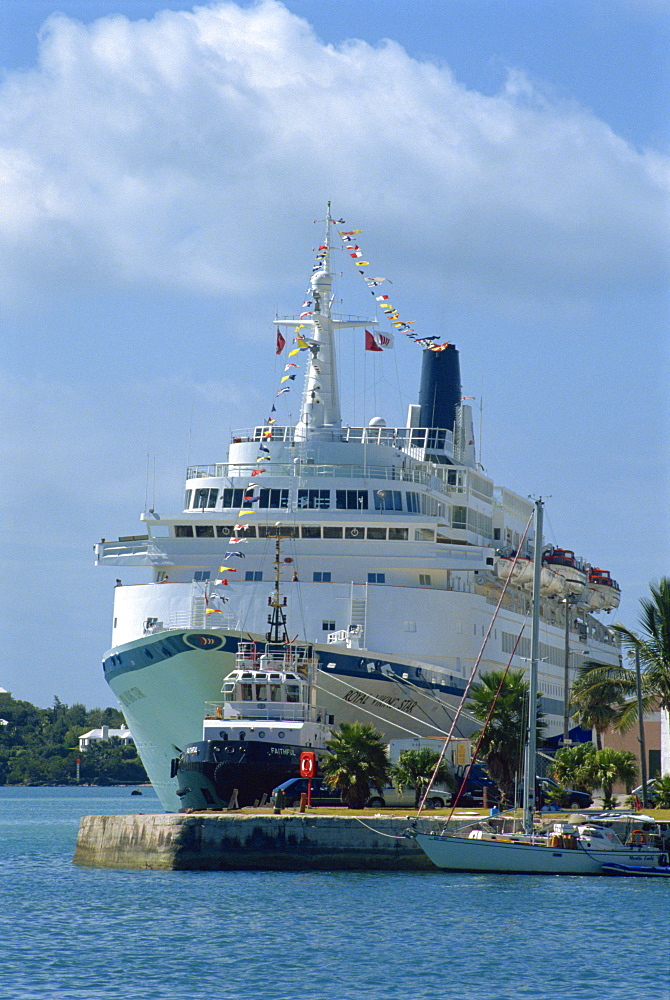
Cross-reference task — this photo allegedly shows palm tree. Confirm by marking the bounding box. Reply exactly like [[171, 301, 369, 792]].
[[570, 666, 629, 749], [391, 748, 453, 808], [550, 742, 598, 792], [469, 670, 545, 800], [568, 578, 670, 735], [590, 747, 638, 809], [321, 722, 391, 809], [612, 577, 670, 713]]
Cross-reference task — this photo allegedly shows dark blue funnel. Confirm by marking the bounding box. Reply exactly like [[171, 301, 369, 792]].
[[418, 345, 461, 431]]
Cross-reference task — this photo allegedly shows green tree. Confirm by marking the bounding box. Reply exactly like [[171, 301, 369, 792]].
[[79, 738, 147, 785], [391, 748, 454, 808], [550, 742, 598, 792], [469, 670, 545, 800], [571, 579, 670, 736], [569, 667, 630, 749], [613, 578, 670, 711], [322, 722, 391, 809], [591, 748, 638, 809], [652, 775, 670, 809]]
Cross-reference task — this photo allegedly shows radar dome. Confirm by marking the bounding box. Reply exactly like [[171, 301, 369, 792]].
[[368, 417, 386, 427]]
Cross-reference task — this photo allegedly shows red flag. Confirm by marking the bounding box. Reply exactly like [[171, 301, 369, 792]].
[[365, 329, 383, 352], [276, 329, 286, 355]]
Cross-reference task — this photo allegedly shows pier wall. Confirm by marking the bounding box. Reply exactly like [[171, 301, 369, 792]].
[[73, 813, 457, 870]]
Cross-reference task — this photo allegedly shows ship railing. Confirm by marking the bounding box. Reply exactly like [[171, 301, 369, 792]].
[[227, 425, 454, 451], [186, 461, 451, 493], [203, 701, 326, 722]]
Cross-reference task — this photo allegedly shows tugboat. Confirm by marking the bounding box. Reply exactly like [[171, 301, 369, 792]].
[[172, 539, 333, 809]]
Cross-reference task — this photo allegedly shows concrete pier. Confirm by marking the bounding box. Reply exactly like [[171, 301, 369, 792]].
[[73, 812, 458, 870]]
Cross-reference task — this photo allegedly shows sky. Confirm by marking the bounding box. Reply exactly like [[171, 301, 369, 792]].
[[1, 0, 668, 709]]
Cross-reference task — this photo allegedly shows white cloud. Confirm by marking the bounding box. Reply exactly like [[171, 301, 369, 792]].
[[1, 0, 667, 307]]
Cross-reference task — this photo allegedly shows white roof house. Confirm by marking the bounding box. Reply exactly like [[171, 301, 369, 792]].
[[78, 725, 134, 749]]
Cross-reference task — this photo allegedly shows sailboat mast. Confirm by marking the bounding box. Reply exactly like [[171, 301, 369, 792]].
[[524, 497, 543, 834]]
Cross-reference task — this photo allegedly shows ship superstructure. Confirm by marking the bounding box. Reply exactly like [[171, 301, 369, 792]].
[[96, 208, 620, 811]]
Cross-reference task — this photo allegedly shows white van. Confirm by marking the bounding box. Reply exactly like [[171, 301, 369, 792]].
[[366, 784, 451, 809]]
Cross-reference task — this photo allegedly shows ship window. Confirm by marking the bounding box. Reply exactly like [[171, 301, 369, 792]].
[[194, 571, 210, 581], [195, 526, 214, 538], [302, 525, 321, 538], [313, 571, 331, 582], [323, 526, 343, 538], [245, 571, 263, 581], [419, 574, 431, 586], [368, 573, 385, 583], [184, 489, 192, 509], [298, 489, 330, 509], [269, 684, 281, 701], [175, 525, 194, 537], [258, 525, 296, 537], [194, 488, 218, 509], [285, 684, 300, 703], [241, 684, 253, 701], [336, 490, 368, 510], [345, 527, 364, 539], [406, 492, 421, 513], [374, 490, 402, 511], [322, 620, 336, 631], [494, 528, 501, 541], [222, 488, 253, 509], [415, 528, 434, 541], [216, 526, 235, 537], [367, 527, 386, 540], [223, 682, 235, 694], [258, 488, 289, 509], [452, 506, 467, 529], [388, 528, 408, 541], [255, 684, 267, 700]]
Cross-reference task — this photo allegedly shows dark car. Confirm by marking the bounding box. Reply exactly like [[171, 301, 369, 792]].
[[537, 776, 593, 809], [272, 777, 343, 807]]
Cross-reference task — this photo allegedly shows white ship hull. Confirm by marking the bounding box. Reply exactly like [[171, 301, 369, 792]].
[[414, 832, 665, 875]]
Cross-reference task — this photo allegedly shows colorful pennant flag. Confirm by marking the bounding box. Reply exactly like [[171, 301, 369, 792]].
[[276, 329, 286, 355]]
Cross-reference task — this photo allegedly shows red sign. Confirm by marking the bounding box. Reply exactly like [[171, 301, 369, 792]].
[[299, 751, 317, 778]]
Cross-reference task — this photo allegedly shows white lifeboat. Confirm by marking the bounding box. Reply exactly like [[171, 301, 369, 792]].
[[542, 548, 587, 596], [494, 555, 574, 598], [584, 568, 621, 612]]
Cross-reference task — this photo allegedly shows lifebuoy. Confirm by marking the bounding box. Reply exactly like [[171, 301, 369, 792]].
[[630, 829, 647, 845]]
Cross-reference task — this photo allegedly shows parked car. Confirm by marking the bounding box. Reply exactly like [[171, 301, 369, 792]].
[[271, 777, 343, 807], [367, 784, 452, 809], [537, 776, 593, 809], [630, 778, 658, 804]]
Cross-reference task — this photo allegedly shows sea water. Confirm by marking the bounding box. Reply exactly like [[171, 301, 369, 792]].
[[0, 787, 667, 1000]]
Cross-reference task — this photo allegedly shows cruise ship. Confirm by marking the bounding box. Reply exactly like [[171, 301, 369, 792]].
[[96, 207, 621, 811]]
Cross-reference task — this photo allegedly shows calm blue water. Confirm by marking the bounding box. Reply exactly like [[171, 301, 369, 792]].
[[0, 787, 667, 1000]]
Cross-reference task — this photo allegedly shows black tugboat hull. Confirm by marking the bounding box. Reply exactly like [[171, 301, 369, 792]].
[[175, 739, 311, 810]]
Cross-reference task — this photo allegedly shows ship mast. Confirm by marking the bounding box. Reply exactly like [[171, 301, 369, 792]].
[[266, 534, 290, 643], [275, 202, 376, 443]]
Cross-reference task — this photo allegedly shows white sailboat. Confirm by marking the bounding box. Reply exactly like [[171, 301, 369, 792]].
[[413, 500, 670, 875]]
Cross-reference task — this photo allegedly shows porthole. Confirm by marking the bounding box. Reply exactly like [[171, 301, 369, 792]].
[[258, 731, 265, 738], [278, 731, 285, 739]]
